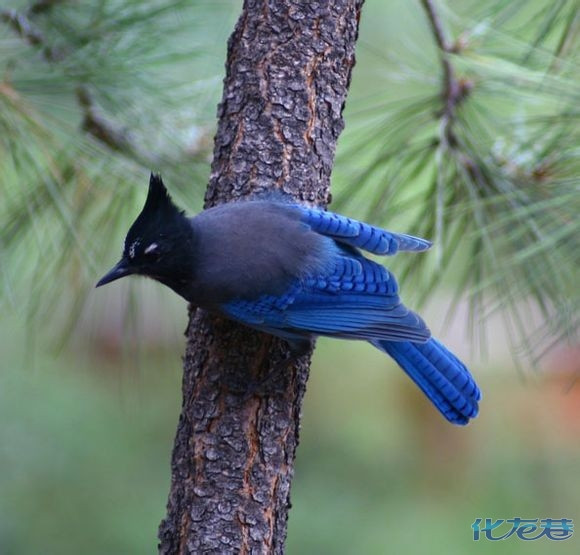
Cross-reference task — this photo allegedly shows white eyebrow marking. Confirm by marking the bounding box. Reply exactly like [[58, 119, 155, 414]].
[[144, 243, 158, 254]]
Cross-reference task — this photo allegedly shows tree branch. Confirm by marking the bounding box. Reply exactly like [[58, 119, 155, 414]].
[[420, 0, 471, 145], [419, 0, 475, 263], [420, 0, 452, 52], [158, 0, 364, 552], [0, 8, 59, 60], [1, 10, 197, 164], [76, 86, 141, 156]]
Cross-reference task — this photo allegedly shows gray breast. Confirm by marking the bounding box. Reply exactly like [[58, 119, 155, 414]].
[[189, 201, 333, 305]]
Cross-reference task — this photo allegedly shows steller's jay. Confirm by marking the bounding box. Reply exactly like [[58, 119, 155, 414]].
[[97, 174, 480, 425]]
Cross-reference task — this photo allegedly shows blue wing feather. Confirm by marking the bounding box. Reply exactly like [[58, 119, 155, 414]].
[[221, 252, 430, 343], [297, 206, 432, 255]]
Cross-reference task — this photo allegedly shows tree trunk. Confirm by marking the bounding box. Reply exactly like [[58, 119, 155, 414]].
[[158, 1, 364, 552]]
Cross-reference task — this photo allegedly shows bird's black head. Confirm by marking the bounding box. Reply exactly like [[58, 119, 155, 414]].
[[96, 173, 194, 289]]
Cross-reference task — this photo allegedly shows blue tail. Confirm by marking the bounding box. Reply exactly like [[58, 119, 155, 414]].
[[371, 338, 481, 425]]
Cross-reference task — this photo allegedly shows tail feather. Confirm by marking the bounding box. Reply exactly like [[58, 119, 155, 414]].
[[371, 338, 481, 425]]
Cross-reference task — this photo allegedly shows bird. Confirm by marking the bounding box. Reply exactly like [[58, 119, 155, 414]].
[[97, 174, 481, 425]]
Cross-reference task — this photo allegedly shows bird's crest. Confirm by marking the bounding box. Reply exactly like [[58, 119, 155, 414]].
[[143, 173, 177, 214]]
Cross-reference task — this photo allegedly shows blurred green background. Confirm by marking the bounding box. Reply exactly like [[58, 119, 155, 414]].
[[1, 0, 578, 553]]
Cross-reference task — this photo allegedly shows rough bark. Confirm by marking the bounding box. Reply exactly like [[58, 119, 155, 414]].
[[158, 1, 364, 552]]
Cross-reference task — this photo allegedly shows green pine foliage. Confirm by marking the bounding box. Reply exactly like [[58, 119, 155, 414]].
[[1, 0, 233, 331], [333, 0, 579, 360]]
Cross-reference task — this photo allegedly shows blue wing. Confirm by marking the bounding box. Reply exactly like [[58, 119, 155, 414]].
[[296, 206, 432, 255], [221, 251, 430, 343]]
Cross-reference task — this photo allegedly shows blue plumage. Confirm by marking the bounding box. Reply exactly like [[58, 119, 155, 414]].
[[222, 252, 429, 343], [297, 206, 432, 255], [372, 340, 480, 425], [97, 175, 481, 425], [220, 216, 480, 424]]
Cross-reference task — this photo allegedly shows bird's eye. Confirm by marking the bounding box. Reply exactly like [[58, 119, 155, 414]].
[[144, 243, 159, 255]]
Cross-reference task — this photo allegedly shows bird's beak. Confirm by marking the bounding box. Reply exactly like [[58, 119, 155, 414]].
[[95, 259, 132, 287]]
